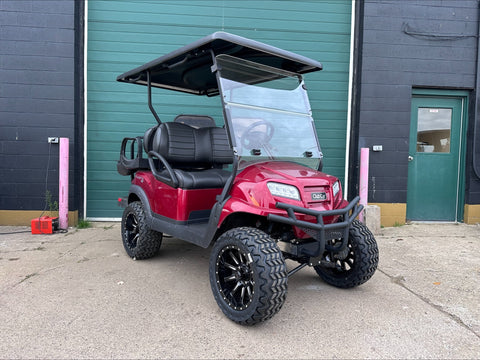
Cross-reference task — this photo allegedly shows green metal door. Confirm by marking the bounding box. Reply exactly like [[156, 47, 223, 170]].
[[407, 95, 465, 221], [86, 0, 353, 219]]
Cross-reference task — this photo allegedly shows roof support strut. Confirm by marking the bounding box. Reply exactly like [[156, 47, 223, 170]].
[[147, 70, 161, 124]]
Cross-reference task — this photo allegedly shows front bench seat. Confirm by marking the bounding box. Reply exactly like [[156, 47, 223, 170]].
[[148, 122, 234, 189]]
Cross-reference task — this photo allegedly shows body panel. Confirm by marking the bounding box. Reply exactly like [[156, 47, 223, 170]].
[[132, 171, 222, 222], [218, 161, 346, 238]]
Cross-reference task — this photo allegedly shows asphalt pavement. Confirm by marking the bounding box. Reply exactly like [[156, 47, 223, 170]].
[[0, 222, 479, 359]]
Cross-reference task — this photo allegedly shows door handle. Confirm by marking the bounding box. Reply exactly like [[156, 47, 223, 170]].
[[408, 155, 414, 162]]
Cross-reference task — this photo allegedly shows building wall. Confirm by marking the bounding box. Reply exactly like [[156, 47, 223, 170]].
[[0, 0, 81, 224], [355, 0, 480, 224]]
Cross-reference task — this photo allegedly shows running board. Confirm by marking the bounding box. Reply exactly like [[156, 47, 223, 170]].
[[149, 216, 211, 248]]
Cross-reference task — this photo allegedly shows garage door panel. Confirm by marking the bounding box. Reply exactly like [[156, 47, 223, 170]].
[[87, 0, 352, 218]]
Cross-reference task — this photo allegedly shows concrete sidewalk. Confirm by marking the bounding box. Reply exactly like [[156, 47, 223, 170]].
[[0, 222, 479, 359]]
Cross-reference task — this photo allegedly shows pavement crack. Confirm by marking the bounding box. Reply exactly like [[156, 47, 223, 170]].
[[0, 247, 46, 254], [55, 241, 86, 261], [378, 268, 480, 340], [5, 241, 88, 292], [15, 272, 39, 287]]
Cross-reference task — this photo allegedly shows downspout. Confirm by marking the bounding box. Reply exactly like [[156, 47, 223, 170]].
[[83, 0, 89, 219], [74, 0, 85, 220], [347, 0, 364, 199], [473, 1, 480, 179], [344, 0, 357, 199]]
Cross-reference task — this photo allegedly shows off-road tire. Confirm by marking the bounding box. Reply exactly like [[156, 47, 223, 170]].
[[209, 227, 288, 325], [314, 220, 378, 288], [121, 201, 162, 259]]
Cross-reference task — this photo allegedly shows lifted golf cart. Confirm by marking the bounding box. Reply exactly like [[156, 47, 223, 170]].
[[116, 32, 378, 325]]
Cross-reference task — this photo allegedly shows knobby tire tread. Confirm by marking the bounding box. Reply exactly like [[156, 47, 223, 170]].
[[315, 220, 378, 288], [122, 202, 162, 260], [210, 227, 288, 325]]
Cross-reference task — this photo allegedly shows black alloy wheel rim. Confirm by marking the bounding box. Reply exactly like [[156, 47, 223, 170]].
[[125, 213, 139, 250], [330, 240, 354, 272], [215, 245, 255, 311]]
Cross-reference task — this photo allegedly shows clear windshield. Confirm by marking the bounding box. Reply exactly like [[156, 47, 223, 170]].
[[217, 55, 322, 170]]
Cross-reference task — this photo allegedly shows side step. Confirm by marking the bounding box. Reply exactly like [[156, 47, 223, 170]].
[[149, 216, 212, 248]]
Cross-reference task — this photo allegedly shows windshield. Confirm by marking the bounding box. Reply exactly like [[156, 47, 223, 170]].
[[217, 55, 322, 170]]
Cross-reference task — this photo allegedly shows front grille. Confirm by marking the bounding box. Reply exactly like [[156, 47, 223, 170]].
[[304, 185, 330, 206]]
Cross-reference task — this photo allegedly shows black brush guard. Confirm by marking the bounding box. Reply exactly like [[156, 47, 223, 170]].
[[267, 196, 363, 260]]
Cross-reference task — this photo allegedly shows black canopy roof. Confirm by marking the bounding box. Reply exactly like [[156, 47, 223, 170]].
[[116, 32, 323, 96]]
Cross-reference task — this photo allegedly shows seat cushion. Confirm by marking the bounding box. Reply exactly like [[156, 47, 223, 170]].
[[159, 168, 231, 189]]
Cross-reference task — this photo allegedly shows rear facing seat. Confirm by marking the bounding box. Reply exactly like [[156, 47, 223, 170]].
[[117, 125, 159, 176], [148, 122, 233, 189]]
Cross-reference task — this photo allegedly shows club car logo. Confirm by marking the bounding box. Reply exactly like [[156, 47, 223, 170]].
[[311, 192, 327, 201]]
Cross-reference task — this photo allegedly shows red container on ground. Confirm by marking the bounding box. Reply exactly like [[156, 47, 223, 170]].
[[31, 216, 59, 234]]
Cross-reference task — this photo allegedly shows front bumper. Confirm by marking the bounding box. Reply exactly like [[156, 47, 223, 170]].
[[267, 196, 363, 258]]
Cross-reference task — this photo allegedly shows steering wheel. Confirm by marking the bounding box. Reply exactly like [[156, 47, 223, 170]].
[[240, 121, 275, 151]]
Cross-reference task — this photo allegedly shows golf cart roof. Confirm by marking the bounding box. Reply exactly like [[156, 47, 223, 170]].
[[116, 32, 323, 96]]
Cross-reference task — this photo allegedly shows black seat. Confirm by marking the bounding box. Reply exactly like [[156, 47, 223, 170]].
[[170, 168, 231, 189], [143, 124, 160, 153], [149, 122, 233, 189]]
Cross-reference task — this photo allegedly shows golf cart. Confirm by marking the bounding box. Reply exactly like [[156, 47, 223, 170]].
[[116, 32, 378, 325]]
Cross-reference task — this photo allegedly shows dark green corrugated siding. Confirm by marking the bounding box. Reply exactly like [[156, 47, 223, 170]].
[[87, 0, 352, 218]]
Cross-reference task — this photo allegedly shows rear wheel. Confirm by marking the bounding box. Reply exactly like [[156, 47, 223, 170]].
[[209, 227, 288, 325], [314, 220, 378, 288], [121, 201, 162, 259]]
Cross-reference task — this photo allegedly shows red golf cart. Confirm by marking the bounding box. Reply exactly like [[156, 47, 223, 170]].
[[117, 32, 378, 325]]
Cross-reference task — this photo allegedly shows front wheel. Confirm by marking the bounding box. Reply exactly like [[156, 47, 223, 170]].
[[314, 220, 378, 288], [209, 227, 288, 325]]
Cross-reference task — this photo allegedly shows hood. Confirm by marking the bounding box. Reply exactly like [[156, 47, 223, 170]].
[[237, 161, 337, 185], [233, 161, 343, 211]]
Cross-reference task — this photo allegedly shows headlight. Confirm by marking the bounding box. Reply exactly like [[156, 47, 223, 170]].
[[267, 182, 301, 201], [332, 181, 340, 197]]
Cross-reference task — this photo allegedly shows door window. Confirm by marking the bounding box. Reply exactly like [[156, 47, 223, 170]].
[[416, 108, 451, 153]]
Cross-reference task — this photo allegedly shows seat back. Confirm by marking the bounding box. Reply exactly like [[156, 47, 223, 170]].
[[174, 114, 216, 128], [151, 122, 233, 169], [143, 124, 160, 153]]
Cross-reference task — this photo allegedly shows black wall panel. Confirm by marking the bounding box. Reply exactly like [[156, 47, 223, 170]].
[[355, 0, 480, 204], [0, 0, 78, 211]]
